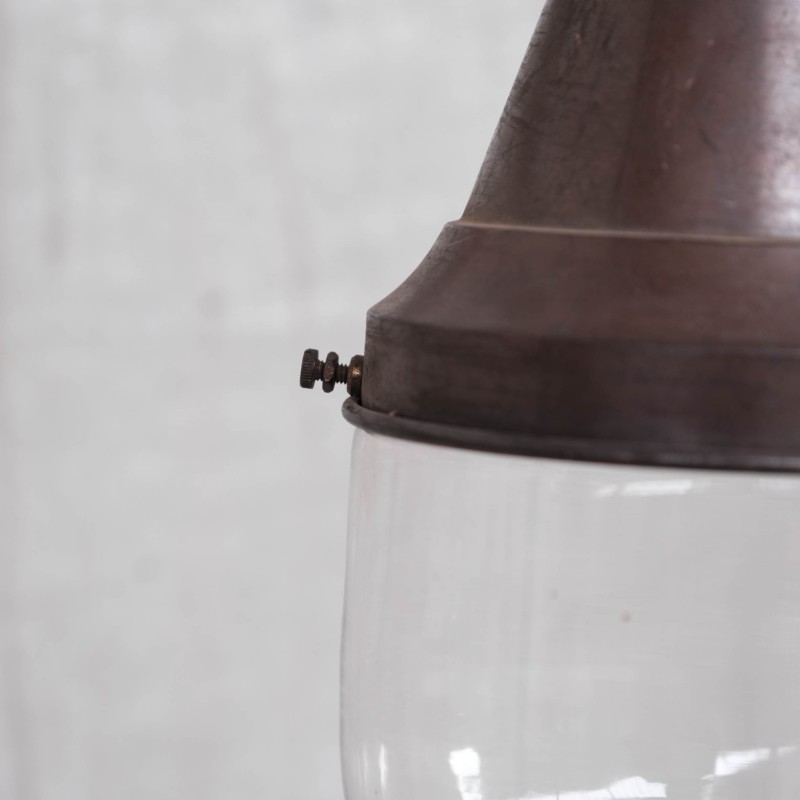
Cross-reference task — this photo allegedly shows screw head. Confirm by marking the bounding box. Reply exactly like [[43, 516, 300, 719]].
[[300, 348, 322, 389]]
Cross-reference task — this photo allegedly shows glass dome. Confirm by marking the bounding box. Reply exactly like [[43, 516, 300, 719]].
[[341, 430, 800, 800]]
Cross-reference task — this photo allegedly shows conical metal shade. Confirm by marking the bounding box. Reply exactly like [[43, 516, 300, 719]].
[[345, 0, 800, 471]]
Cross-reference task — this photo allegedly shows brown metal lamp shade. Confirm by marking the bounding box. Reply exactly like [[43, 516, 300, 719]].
[[343, 0, 800, 472]]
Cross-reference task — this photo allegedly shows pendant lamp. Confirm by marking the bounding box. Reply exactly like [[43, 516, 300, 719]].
[[302, 1, 800, 797]]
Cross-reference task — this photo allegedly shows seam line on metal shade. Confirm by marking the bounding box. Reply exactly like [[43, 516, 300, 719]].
[[454, 219, 800, 247]]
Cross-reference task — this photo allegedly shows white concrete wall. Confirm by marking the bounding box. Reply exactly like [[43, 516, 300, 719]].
[[0, 1, 543, 798]]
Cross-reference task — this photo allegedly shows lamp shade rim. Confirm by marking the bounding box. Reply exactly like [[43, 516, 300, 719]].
[[343, 398, 800, 473]]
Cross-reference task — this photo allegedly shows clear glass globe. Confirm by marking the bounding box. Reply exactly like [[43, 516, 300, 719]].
[[341, 430, 800, 800]]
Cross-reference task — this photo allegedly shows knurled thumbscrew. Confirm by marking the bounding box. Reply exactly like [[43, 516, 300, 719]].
[[300, 349, 364, 400]]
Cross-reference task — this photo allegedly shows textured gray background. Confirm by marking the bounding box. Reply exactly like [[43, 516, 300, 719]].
[[0, 1, 543, 798]]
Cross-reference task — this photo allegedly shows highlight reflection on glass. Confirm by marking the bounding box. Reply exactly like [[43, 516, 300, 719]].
[[448, 749, 667, 800], [524, 775, 667, 800], [706, 746, 798, 780], [450, 748, 482, 800], [379, 745, 388, 792]]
